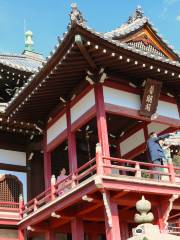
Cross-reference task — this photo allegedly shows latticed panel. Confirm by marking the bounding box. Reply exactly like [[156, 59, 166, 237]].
[[0, 174, 23, 208]]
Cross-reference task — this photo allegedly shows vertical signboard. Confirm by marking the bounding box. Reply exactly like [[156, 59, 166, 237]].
[[139, 79, 162, 117]]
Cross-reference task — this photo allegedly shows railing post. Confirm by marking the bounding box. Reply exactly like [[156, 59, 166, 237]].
[[96, 143, 104, 176], [135, 162, 141, 178], [33, 198, 38, 212], [19, 194, 24, 219], [168, 159, 176, 183], [71, 173, 76, 188], [51, 175, 56, 201]]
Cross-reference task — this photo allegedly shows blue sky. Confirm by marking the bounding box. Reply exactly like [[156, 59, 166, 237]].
[[0, 0, 179, 56]]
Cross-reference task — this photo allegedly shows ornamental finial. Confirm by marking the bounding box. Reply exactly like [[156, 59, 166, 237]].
[[127, 5, 144, 24], [24, 30, 34, 52], [68, 3, 86, 29], [134, 196, 154, 223]]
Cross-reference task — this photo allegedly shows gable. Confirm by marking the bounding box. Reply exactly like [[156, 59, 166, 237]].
[[120, 24, 178, 61]]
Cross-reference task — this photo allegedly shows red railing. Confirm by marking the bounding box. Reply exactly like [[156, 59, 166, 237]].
[[19, 145, 180, 219], [21, 158, 96, 217], [103, 156, 180, 183]]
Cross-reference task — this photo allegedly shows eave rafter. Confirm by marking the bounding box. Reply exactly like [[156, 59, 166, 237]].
[[75, 34, 97, 70]]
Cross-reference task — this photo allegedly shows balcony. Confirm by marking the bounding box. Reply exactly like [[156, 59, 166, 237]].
[[16, 144, 180, 225], [2, 144, 180, 238]]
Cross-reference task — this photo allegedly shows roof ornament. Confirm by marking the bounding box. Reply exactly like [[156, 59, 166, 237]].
[[24, 30, 34, 52], [68, 3, 86, 28], [127, 5, 144, 24]]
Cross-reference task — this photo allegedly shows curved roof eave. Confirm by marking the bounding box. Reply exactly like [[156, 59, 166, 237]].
[[5, 22, 180, 118]]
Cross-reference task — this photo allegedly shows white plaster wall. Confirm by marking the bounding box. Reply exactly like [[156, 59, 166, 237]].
[[0, 149, 26, 166], [71, 90, 95, 123], [47, 114, 67, 144], [157, 100, 179, 120], [103, 86, 140, 110], [120, 129, 145, 156], [147, 122, 169, 134]]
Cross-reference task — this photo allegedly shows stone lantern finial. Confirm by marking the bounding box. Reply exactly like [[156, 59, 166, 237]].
[[134, 196, 154, 223]]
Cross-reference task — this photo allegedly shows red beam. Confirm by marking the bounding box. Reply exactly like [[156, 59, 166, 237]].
[[105, 103, 180, 127], [103, 178, 180, 195]]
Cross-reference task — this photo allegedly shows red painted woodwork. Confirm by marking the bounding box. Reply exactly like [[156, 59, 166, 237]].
[[18, 229, 24, 240], [105, 103, 180, 127], [66, 103, 77, 173], [94, 83, 110, 157], [45, 231, 55, 240], [71, 106, 96, 132], [47, 85, 93, 129], [119, 121, 148, 143], [47, 108, 66, 129], [120, 222, 129, 240], [44, 133, 52, 189], [104, 190, 121, 240], [46, 129, 67, 152], [71, 218, 84, 240]]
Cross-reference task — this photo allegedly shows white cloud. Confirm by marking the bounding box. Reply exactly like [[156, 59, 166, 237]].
[[176, 15, 180, 21]]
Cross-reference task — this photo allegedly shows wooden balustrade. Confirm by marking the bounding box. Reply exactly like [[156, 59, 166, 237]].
[[14, 147, 180, 220]]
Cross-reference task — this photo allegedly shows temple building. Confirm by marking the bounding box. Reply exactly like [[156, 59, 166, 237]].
[[0, 4, 180, 240]]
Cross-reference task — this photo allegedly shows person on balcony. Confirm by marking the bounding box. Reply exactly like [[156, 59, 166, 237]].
[[57, 168, 68, 195], [147, 132, 175, 180]]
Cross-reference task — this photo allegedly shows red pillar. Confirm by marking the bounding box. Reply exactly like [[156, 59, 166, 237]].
[[18, 229, 25, 240], [103, 191, 121, 240], [66, 103, 77, 173], [71, 218, 84, 240], [44, 132, 52, 189], [94, 83, 110, 157], [45, 231, 55, 240]]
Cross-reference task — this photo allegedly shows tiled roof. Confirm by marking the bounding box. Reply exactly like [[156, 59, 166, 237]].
[[0, 52, 44, 103], [104, 8, 180, 61], [5, 6, 180, 114], [104, 17, 148, 39], [0, 52, 44, 73]]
